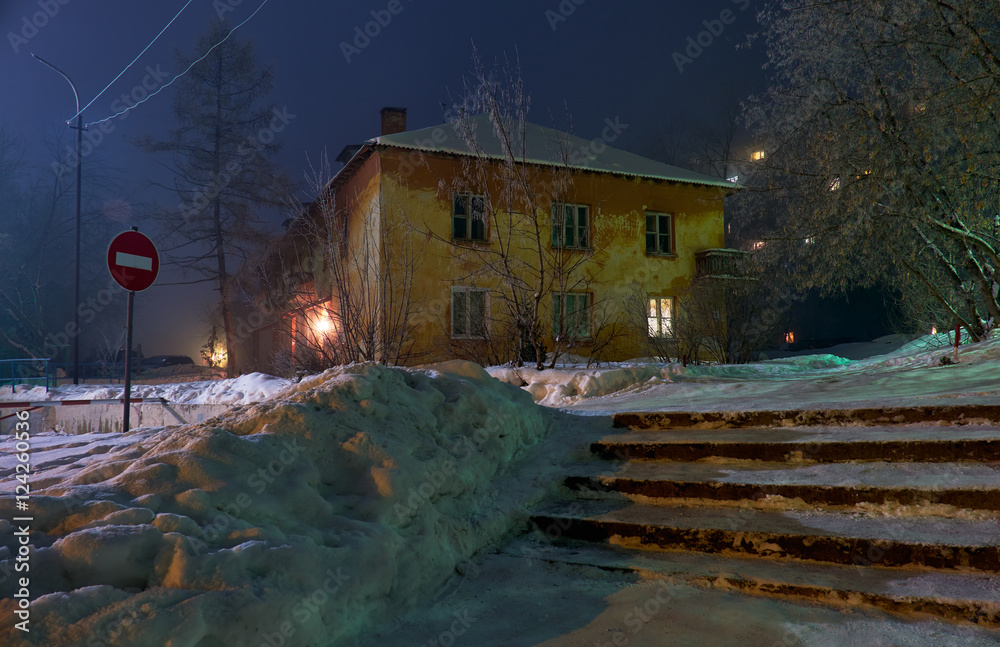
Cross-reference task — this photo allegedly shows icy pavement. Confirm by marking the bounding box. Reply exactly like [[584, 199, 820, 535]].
[[352, 550, 1000, 647]]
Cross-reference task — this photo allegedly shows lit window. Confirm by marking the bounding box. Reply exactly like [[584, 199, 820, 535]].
[[451, 287, 489, 338], [804, 236, 815, 244], [727, 174, 739, 183], [645, 212, 673, 255], [785, 331, 795, 344], [453, 193, 487, 241], [553, 292, 591, 339], [829, 178, 841, 191], [751, 150, 766, 161], [552, 203, 590, 249], [751, 241, 765, 250], [647, 297, 674, 337]]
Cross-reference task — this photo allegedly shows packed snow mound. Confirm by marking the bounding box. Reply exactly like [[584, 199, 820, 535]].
[[487, 364, 663, 407], [0, 362, 553, 646], [0, 372, 292, 405], [488, 332, 1000, 409]]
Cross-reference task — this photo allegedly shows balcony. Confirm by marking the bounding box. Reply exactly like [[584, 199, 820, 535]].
[[695, 248, 750, 279]]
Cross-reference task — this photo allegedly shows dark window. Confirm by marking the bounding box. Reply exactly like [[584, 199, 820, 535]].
[[646, 212, 673, 255], [453, 193, 487, 241], [552, 203, 590, 249], [452, 288, 488, 338], [553, 292, 591, 339]]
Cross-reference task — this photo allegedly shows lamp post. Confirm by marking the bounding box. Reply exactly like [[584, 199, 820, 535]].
[[33, 54, 83, 385]]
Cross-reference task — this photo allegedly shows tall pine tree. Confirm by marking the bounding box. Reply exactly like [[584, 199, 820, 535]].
[[140, 20, 293, 376]]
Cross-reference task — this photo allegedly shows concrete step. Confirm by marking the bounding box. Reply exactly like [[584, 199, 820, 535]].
[[565, 460, 1000, 511], [531, 500, 1000, 572], [504, 537, 1000, 627], [613, 404, 1000, 430], [593, 426, 1000, 462]]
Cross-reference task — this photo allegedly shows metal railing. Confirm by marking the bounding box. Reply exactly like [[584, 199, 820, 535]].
[[0, 359, 52, 391], [695, 248, 751, 279], [0, 360, 141, 391]]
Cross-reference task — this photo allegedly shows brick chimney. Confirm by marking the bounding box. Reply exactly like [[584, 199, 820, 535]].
[[380, 107, 407, 136]]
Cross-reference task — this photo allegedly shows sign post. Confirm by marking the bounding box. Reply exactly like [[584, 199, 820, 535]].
[[107, 228, 159, 432]]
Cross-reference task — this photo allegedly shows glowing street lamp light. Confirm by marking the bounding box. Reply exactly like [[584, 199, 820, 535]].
[[312, 316, 334, 336]]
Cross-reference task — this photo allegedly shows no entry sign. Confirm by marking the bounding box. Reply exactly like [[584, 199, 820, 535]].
[[107, 230, 159, 292]]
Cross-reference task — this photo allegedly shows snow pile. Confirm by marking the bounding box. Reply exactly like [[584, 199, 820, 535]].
[[0, 372, 292, 405], [488, 364, 663, 407], [0, 362, 554, 646], [488, 331, 1000, 411]]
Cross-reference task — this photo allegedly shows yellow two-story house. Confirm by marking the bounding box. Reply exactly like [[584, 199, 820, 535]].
[[245, 108, 736, 370]]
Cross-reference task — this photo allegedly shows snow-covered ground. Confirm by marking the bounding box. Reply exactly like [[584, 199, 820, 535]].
[[0, 332, 998, 645], [488, 332, 1000, 412], [0, 362, 595, 646], [0, 372, 292, 406]]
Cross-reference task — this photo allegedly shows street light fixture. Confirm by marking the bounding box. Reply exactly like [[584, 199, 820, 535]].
[[32, 54, 83, 385]]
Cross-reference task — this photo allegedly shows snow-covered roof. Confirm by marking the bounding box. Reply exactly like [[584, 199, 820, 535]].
[[367, 114, 738, 190]]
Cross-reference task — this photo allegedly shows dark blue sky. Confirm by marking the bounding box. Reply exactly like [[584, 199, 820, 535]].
[[2, 0, 767, 359]]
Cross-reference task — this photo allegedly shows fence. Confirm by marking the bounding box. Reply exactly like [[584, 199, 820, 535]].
[[0, 359, 52, 391]]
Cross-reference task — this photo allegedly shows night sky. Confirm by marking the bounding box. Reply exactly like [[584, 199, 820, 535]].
[[2, 0, 767, 360]]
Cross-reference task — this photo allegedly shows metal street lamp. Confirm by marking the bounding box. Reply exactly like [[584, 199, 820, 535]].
[[32, 54, 83, 385]]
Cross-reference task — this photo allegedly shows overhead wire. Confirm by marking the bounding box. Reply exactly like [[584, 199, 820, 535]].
[[68, 0, 195, 124], [80, 0, 272, 129]]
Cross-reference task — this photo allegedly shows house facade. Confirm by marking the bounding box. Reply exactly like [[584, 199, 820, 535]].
[[246, 108, 736, 370]]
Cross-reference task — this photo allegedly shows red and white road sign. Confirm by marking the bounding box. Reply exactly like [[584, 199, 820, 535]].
[[107, 230, 160, 292]]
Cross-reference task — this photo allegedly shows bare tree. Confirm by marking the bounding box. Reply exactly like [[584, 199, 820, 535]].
[[432, 52, 615, 369], [249, 153, 425, 371], [139, 20, 294, 376], [742, 0, 1000, 341], [0, 126, 121, 362]]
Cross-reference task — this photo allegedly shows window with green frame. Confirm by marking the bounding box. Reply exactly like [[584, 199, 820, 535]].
[[451, 287, 489, 338], [646, 212, 673, 255], [553, 292, 591, 339], [453, 193, 487, 241], [551, 203, 589, 249]]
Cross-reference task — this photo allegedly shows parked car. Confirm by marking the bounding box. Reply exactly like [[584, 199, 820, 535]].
[[105, 349, 143, 373], [141, 355, 195, 370]]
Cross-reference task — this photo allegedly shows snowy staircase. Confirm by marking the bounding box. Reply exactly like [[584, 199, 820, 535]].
[[528, 408, 1000, 625]]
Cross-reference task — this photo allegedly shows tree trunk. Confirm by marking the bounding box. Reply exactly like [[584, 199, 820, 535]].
[[212, 53, 237, 378]]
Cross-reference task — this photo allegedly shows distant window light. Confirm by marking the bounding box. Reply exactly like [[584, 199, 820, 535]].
[[805, 236, 815, 244], [931, 325, 937, 335], [647, 297, 674, 338], [751, 241, 765, 250], [750, 150, 766, 162], [785, 332, 795, 344], [829, 178, 841, 191], [727, 174, 740, 183]]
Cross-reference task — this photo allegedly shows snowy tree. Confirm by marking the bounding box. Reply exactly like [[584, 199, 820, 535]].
[[740, 0, 1000, 340], [139, 20, 294, 376]]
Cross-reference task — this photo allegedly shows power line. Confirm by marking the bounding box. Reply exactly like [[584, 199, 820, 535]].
[[69, 0, 195, 124], [81, 0, 272, 129]]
